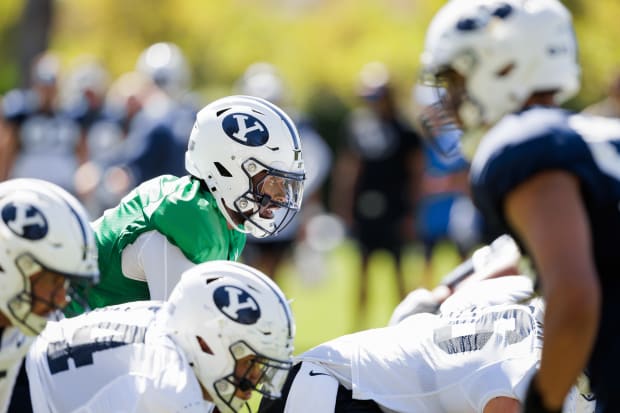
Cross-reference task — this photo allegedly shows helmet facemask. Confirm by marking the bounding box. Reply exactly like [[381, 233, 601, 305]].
[[6, 252, 97, 336], [417, 70, 473, 162], [211, 340, 292, 413], [229, 158, 304, 239]]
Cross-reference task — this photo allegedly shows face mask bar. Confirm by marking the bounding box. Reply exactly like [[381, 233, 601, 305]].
[[416, 70, 467, 161], [9, 253, 98, 326], [234, 158, 305, 237], [213, 340, 292, 412]]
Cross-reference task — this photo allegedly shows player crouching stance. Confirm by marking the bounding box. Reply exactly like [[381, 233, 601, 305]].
[[258, 237, 594, 413], [0, 179, 99, 412], [26, 261, 295, 413]]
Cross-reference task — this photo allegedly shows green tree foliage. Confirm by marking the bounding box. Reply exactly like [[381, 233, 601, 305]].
[[0, 0, 618, 110]]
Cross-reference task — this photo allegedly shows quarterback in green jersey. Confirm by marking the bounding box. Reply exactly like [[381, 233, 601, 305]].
[[66, 95, 305, 315]]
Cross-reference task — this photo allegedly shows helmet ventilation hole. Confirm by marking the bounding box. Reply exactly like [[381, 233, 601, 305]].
[[496, 63, 515, 77], [196, 336, 214, 355], [214, 162, 232, 177]]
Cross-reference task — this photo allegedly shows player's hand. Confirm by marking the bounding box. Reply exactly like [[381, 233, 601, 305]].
[[388, 288, 440, 326], [523, 374, 562, 413]]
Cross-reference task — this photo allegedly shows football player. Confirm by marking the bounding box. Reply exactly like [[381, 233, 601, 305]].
[[418, 0, 620, 411], [0, 178, 99, 413], [65, 95, 306, 315], [389, 234, 522, 325], [258, 274, 594, 413], [26, 260, 295, 413]]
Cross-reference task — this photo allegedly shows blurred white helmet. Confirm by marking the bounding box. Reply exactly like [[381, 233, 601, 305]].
[[235, 62, 286, 104], [136, 42, 191, 97], [0, 179, 99, 335], [420, 0, 580, 130], [162, 260, 295, 413], [61, 57, 110, 110], [185, 95, 305, 238]]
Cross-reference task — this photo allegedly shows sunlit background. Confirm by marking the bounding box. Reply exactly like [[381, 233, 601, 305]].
[[1, 0, 619, 109], [1, 0, 619, 351]]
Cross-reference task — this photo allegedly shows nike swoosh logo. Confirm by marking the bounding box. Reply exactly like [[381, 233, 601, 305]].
[[309, 370, 330, 377]]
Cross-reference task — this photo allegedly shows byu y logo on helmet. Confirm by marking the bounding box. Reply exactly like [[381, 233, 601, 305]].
[[1, 202, 48, 240], [214, 285, 261, 324], [222, 113, 269, 146]]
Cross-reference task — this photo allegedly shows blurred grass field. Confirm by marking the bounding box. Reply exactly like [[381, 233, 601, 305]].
[[273, 238, 464, 354], [247, 239, 464, 410]]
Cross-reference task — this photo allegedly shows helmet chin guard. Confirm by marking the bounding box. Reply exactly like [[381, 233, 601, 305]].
[[243, 214, 275, 239]]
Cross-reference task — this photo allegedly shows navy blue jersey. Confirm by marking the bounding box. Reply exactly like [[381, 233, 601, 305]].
[[469, 106, 620, 404], [470, 107, 620, 288]]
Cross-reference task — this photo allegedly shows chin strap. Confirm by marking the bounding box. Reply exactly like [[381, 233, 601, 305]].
[[243, 213, 276, 238]]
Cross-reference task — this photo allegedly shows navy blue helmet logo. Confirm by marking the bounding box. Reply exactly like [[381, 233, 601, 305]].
[[222, 113, 269, 146], [213, 285, 261, 324], [1, 201, 48, 240]]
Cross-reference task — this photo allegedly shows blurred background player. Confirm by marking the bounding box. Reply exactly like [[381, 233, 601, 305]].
[[74, 43, 196, 218], [411, 84, 483, 288], [65, 95, 306, 316], [135, 41, 199, 178], [27, 261, 295, 413], [259, 245, 596, 413], [258, 277, 593, 413], [330, 61, 424, 328], [0, 52, 85, 195], [0, 178, 99, 413], [235, 62, 333, 282], [582, 71, 620, 118]]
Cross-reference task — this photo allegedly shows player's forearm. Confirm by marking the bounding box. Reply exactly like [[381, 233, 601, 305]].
[[536, 282, 600, 409]]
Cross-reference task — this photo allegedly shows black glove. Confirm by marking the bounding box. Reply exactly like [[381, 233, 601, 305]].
[[522, 375, 562, 413]]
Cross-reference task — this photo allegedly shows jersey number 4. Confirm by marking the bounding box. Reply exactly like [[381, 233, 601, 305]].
[[46, 323, 147, 374]]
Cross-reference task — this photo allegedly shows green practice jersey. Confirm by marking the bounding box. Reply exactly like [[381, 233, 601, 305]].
[[66, 175, 246, 315]]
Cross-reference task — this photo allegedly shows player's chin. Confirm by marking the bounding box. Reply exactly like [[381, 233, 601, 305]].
[[258, 209, 275, 219], [235, 389, 253, 401]]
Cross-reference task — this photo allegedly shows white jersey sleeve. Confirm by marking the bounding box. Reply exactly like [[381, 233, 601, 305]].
[[0, 327, 33, 413], [26, 302, 208, 413], [298, 302, 544, 413], [121, 230, 195, 300]]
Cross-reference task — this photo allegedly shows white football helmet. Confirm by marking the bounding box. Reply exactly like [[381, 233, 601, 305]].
[[185, 95, 305, 238], [161, 260, 295, 413], [420, 0, 580, 132], [136, 42, 191, 97], [0, 179, 99, 335]]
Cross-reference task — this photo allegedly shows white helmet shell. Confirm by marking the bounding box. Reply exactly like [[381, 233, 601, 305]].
[[161, 260, 295, 413], [421, 0, 580, 129], [0, 179, 99, 335], [185, 95, 305, 238]]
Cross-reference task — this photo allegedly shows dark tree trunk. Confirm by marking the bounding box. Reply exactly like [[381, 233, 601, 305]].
[[18, 0, 54, 88]]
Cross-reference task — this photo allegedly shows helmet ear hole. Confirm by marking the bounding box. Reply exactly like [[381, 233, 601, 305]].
[[214, 162, 233, 178], [196, 336, 214, 355], [496, 63, 516, 78]]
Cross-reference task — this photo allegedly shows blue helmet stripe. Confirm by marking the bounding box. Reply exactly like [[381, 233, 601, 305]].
[[63, 200, 89, 260], [241, 95, 302, 150]]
